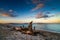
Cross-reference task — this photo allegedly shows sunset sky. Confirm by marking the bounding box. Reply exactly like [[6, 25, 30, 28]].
[[0, 0, 60, 23]]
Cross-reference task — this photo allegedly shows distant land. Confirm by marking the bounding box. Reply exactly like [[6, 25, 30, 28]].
[[0, 23, 60, 24]]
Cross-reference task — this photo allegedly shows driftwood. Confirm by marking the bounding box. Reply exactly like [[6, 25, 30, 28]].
[[12, 21, 59, 36]]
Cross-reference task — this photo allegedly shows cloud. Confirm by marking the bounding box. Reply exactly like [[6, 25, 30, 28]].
[[1, 13, 10, 17], [32, 0, 39, 4], [26, 0, 39, 4], [0, 9, 18, 17], [35, 12, 54, 19], [26, 0, 45, 11], [35, 12, 43, 18], [31, 0, 51, 11], [32, 0, 47, 4], [9, 9, 13, 12], [32, 3, 44, 11], [26, 0, 48, 4], [0, 13, 11, 17], [0, 13, 17, 17], [8, 9, 18, 17]]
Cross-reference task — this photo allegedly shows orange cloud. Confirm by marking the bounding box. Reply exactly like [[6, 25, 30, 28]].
[[0, 13, 16, 17], [0, 9, 18, 17], [32, 3, 44, 11], [1, 13, 10, 17]]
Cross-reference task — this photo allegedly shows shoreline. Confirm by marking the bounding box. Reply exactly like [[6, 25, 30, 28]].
[[0, 24, 60, 40]]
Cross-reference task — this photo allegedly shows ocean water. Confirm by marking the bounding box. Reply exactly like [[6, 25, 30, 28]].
[[12, 23, 60, 33]]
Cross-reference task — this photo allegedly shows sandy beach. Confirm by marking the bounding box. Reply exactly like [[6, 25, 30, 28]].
[[0, 24, 60, 40]]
